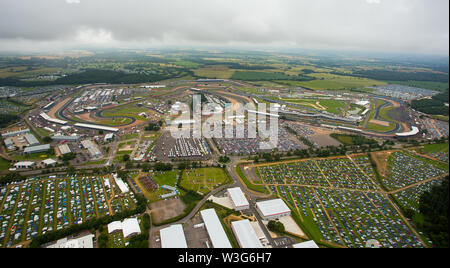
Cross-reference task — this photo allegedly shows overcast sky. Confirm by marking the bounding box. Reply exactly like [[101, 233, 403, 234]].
[[0, 0, 448, 55]]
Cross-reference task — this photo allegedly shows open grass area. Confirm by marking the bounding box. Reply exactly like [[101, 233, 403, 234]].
[[102, 103, 149, 121], [0, 157, 11, 171], [231, 71, 295, 81], [280, 73, 385, 90], [180, 167, 230, 195], [120, 133, 139, 141], [422, 142, 449, 154]]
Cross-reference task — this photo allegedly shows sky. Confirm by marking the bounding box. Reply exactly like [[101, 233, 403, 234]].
[[0, 0, 448, 55]]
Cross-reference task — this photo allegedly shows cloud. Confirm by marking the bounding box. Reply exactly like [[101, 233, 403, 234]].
[[0, 0, 448, 55]]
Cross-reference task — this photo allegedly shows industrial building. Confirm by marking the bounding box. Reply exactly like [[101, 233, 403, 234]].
[[256, 199, 291, 221], [14, 161, 36, 169], [1, 129, 30, 138], [24, 144, 51, 155], [42, 159, 57, 167], [58, 144, 71, 155], [24, 133, 40, 146], [52, 135, 80, 142], [46, 234, 95, 248], [231, 220, 263, 248], [81, 140, 102, 158], [160, 224, 188, 248], [200, 209, 232, 248], [227, 187, 249, 211], [293, 240, 319, 248]]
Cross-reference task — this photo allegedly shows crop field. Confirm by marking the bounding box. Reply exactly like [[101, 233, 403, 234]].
[[249, 152, 449, 247], [0, 175, 137, 248], [180, 167, 230, 195]]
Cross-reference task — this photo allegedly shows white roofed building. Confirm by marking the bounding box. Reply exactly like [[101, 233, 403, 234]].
[[14, 161, 36, 169], [231, 220, 263, 248], [108, 221, 123, 234], [256, 199, 291, 221], [200, 209, 232, 248], [42, 159, 57, 167], [46, 234, 95, 248], [293, 240, 319, 248], [227, 187, 249, 211], [160, 224, 188, 248]]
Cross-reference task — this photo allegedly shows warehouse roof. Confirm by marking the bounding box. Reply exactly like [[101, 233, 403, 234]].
[[58, 144, 71, 155], [46, 234, 94, 248], [256, 199, 290, 217], [231, 220, 263, 248], [24, 133, 39, 146], [42, 159, 57, 165], [14, 161, 35, 167], [293, 240, 319, 248], [24, 144, 50, 154], [160, 225, 188, 248], [227, 187, 249, 209], [200, 209, 232, 248]]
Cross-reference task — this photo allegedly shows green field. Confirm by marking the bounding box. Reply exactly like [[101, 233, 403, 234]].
[[279, 73, 385, 90], [281, 98, 349, 115], [180, 167, 230, 195], [120, 133, 139, 141], [0, 157, 11, 171], [422, 142, 449, 154], [102, 103, 149, 122], [232, 71, 296, 81]]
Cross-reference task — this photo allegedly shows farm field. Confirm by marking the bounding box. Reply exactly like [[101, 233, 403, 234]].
[[0, 175, 137, 248], [180, 167, 230, 195], [249, 151, 448, 247]]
